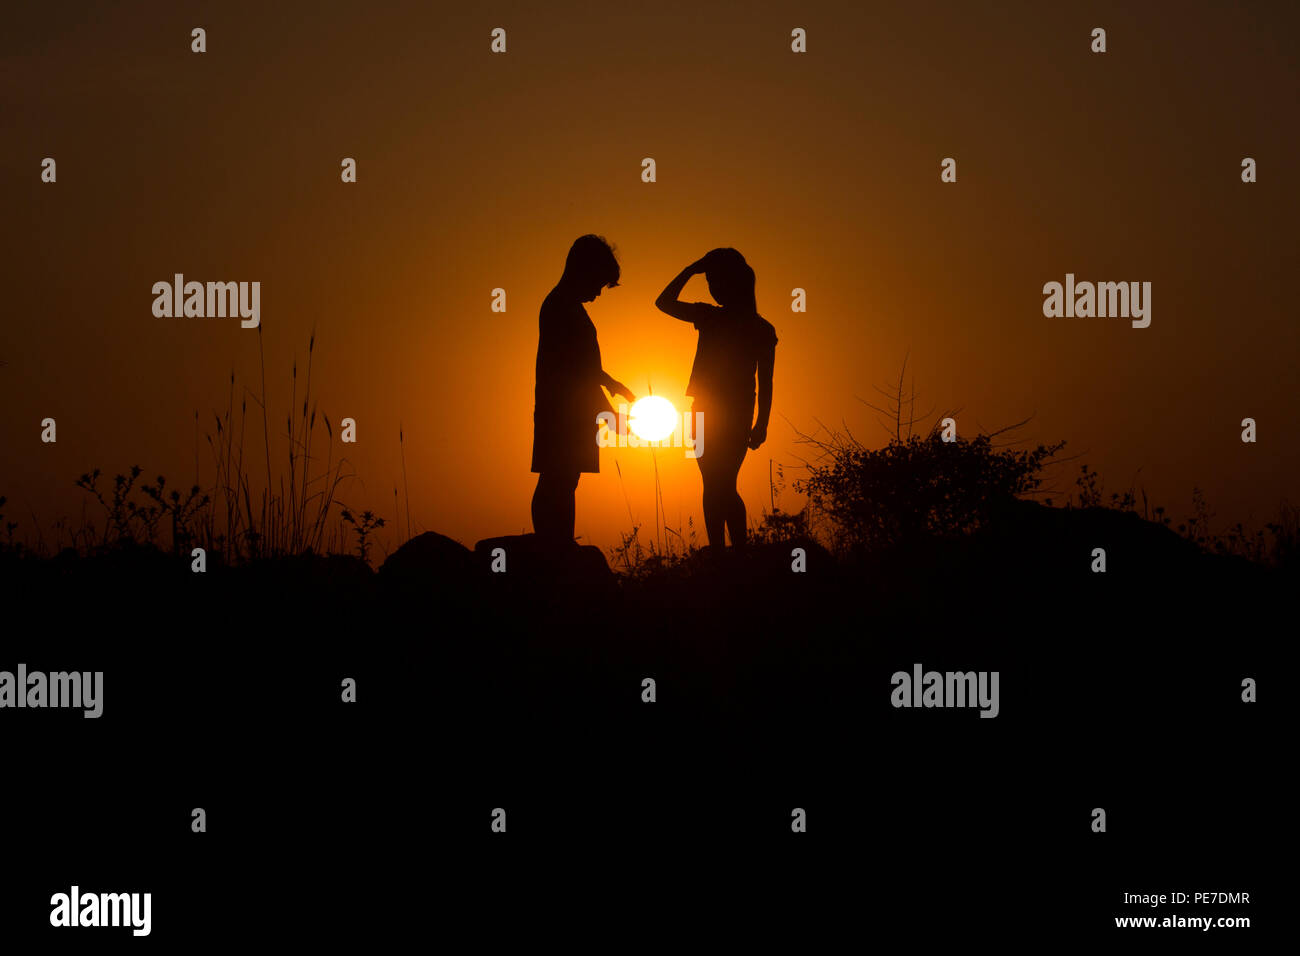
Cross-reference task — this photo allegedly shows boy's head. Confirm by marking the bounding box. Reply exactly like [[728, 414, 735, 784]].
[[703, 247, 756, 313], [562, 234, 620, 302]]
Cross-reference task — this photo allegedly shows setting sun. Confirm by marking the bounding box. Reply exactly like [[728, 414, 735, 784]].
[[628, 396, 678, 442]]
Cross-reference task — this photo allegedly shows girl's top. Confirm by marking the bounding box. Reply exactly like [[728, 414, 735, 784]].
[[685, 303, 778, 411]]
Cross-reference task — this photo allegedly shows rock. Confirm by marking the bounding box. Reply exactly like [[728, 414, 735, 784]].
[[377, 532, 476, 604], [380, 531, 474, 578], [473, 533, 617, 605]]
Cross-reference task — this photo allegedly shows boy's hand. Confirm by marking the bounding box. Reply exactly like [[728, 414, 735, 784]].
[[606, 380, 636, 403], [747, 424, 767, 450]]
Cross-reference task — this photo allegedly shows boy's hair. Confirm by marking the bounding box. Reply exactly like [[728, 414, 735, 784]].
[[564, 234, 621, 288]]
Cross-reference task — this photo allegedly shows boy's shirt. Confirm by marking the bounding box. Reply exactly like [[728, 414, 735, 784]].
[[534, 289, 605, 419]]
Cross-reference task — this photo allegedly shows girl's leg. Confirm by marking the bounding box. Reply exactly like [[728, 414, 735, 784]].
[[723, 450, 748, 550], [698, 456, 727, 548], [699, 442, 747, 549]]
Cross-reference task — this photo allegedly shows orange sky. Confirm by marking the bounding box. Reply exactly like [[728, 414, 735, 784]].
[[2, 1, 1297, 558]]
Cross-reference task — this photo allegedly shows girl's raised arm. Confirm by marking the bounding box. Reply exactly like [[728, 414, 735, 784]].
[[655, 258, 711, 323]]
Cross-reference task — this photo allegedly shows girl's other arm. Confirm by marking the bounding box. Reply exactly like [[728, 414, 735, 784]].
[[750, 342, 775, 450]]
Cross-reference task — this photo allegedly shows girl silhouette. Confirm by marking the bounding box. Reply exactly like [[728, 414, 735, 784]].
[[656, 248, 777, 550]]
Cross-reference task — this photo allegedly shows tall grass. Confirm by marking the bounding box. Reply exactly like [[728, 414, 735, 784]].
[[1, 334, 386, 566], [198, 329, 360, 562]]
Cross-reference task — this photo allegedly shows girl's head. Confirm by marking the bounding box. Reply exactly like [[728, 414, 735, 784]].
[[703, 247, 756, 313]]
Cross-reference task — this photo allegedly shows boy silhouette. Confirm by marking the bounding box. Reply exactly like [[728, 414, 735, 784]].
[[531, 235, 635, 544]]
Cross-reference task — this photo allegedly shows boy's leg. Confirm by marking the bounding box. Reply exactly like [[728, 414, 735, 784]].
[[532, 471, 580, 543], [530, 475, 545, 537], [559, 472, 578, 541]]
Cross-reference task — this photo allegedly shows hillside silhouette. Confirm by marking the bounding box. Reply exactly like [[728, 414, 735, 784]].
[[2, 422, 1281, 927], [2, 424, 1288, 730]]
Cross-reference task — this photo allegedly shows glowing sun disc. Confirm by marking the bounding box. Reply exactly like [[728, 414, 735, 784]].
[[628, 396, 677, 441]]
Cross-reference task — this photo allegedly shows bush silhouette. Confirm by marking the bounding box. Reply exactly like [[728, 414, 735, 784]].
[[796, 429, 1065, 555]]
